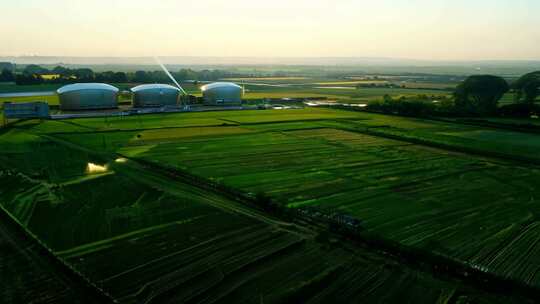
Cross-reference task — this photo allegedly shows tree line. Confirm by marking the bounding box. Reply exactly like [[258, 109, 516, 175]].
[[0, 64, 243, 85], [367, 72, 540, 117]]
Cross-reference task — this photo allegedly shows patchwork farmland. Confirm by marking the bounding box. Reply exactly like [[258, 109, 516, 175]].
[[36, 108, 540, 287], [1, 107, 539, 303]]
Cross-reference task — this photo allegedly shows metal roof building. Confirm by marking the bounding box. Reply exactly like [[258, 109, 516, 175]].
[[201, 82, 243, 105], [3, 102, 49, 119], [131, 84, 181, 108], [57, 83, 119, 111]]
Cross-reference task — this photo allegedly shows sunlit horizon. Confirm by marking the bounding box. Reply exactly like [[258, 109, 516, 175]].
[[2, 0, 539, 61]]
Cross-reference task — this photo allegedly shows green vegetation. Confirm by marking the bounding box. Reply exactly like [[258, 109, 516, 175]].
[[9, 64, 243, 86], [36, 108, 540, 290], [0, 211, 102, 303], [512, 71, 540, 104], [0, 108, 535, 303], [454, 75, 509, 115], [1, 61, 540, 301], [0, 93, 59, 106], [242, 82, 450, 103]]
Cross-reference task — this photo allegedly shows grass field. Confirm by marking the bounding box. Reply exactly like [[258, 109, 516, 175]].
[[0, 120, 524, 303], [29, 107, 540, 290], [0, 94, 60, 105], [0, 84, 63, 94], [0, 210, 102, 304], [242, 85, 450, 103], [223, 77, 308, 81]]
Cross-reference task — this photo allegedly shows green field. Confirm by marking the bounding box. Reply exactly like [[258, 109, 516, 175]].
[[0, 94, 60, 106], [0, 80, 452, 108], [242, 84, 450, 102], [0, 108, 535, 302], [27, 108, 540, 289]]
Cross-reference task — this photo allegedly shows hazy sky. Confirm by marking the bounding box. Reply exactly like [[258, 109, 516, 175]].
[[1, 0, 539, 60]]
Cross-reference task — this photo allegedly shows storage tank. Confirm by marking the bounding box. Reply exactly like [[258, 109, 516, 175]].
[[201, 82, 243, 105], [131, 84, 181, 107], [57, 83, 119, 111]]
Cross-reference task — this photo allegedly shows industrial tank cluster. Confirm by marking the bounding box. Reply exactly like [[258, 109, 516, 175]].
[[56, 82, 243, 111]]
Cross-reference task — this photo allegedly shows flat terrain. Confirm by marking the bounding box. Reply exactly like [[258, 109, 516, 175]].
[[31, 107, 540, 289], [0, 200, 106, 304], [0, 79, 451, 109], [242, 84, 449, 103], [0, 108, 534, 303]]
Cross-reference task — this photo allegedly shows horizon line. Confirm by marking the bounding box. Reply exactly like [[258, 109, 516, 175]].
[[2, 55, 540, 63]]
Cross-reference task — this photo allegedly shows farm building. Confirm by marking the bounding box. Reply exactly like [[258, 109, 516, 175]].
[[201, 82, 243, 105], [57, 83, 119, 111], [131, 84, 181, 107], [3, 101, 49, 119]]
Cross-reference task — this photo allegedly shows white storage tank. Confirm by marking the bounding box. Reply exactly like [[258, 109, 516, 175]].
[[201, 82, 243, 105], [57, 83, 119, 111], [131, 84, 181, 108]]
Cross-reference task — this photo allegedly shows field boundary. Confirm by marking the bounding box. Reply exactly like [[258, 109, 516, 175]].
[[36, 124, 540, 302], [0, 196, 117, 303], [326, 123, 540, 165], [116, 153, 540, 302]]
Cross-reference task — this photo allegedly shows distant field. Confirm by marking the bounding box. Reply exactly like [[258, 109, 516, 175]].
[[396, 82, 457, 90], [0, 84, 63, 94], [313, 80, 389, 86], [243, 86, 450, 102], [37, 107, 540, 289], [243, 91, 345, 100], [222, 77, 308, 81], [0, 94, 60, 105]]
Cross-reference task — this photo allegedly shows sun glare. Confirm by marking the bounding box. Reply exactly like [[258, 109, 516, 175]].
[[86, 162, 108, 174]]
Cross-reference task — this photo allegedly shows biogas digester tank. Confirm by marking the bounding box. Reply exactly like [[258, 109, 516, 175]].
[[131, 84, 181, 108], [57, 83, 119, 111], [201, 82, 243, 105]]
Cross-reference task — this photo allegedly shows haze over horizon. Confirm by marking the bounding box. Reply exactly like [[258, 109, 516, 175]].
[[2, 0, 539, 61]]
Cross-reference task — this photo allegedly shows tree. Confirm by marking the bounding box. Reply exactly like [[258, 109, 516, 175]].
[[522, 79, 540, 103], [512, 71, 540, 103], [134, 70, 151, 83], [52, 66, 72, 77], [454, 75, 509, 115], [0, 62, 14, 71], [94, 71, 110, 82], [112, 72, 127, 83], [23, 64, 49, 74], [175, 69, 198, 81], [150, 71, 169, 83], [74, 68, 94, 82], [15, 73, 44, 85], [0, 69, 14, 82]]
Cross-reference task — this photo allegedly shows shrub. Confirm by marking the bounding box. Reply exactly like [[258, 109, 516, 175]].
[[498, 103, 540, 118]]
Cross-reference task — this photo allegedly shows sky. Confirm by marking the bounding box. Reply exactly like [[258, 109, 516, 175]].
[[1, 0, 539, 60]]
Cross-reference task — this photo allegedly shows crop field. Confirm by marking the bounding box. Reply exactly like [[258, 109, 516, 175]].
[[0, 84, 63, 94], [0, 94, 60, 105], [33, 107, 540, 290], [0, 206, 101, 304], [223, 77, 309, 81], [242, 85, 450, 103], [0, 120, 525, 303]]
